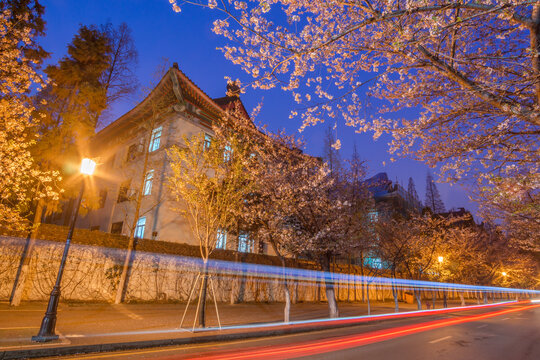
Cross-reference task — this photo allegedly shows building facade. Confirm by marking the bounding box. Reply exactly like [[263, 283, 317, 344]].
[[49, 64, 260, 254]]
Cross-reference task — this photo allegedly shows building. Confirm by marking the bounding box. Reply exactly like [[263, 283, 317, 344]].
[[364, 172, 423, 217], [48, 64, 260, 254]]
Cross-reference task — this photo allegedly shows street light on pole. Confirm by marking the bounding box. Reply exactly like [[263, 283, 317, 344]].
[[32, 158, 96, 342]]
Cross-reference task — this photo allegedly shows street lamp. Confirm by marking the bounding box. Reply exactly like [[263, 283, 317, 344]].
[[32, 158, 96, 342], [438, 256, 444, 263], [436, 256, 448, 308]]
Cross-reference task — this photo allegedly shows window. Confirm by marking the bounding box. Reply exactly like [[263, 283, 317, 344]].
[[111, 221, 123, 234], [117, 180, 131, 203], [238, 232, 254, 253], [203, 133, 212, 151], [216, 229, 227, 249], [135, 216, 146, 239], [223, 144, 232, 162], [98, 189, 107, 208], [143, 170, 154, 196], [149, 126, 162, 152], [126, 144, 138, 161]]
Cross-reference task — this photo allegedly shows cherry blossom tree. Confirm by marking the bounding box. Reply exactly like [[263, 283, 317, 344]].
[[169, 0, 540, 249], [0, 10, 59, 231], [167, 118, 254, 327]]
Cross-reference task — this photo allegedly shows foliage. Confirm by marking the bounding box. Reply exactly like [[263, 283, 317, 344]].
[[167, 124, 254, 261], [425, 172, 446, 214], [0, 10, 60, 231], [171, 0, 540, 250]]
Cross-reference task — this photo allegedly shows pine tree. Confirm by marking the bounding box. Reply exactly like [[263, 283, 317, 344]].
[[407, 177, 419, 204], [425, 173, 446, 214], [323, 125, 341, 179]]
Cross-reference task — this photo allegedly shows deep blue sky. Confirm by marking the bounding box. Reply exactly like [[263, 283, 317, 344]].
[[40, 0, 477, 217]]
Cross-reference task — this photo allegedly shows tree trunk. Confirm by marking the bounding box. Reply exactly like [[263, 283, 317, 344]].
[[432, 291, 436, 309], [230, 246, 240, 305], [459, 292, 465, 307], [198, 261, 209, 328], [443, 291, 448, 308], [414, 287, 422, 310], [366, 283, 371, 315], [268, 239, 291, 323], [322, 255, 339, 318], [115, 131, 152, 304], [391, 269, 399, 313], [10, 200, 44, 306]]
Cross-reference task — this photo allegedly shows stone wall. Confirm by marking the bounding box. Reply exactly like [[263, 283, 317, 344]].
[[0, 233, 398, 304]]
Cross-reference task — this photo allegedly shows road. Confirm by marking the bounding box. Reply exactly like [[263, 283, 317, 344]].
[[49, 303, 540, 360]]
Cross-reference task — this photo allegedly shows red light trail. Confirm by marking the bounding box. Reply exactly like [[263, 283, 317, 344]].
[[180, 303, 540, 360]]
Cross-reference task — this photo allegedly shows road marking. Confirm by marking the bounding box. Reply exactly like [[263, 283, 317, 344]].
[[0, 326, 38, 330], [429, 336, 452, 344], [477, 324, 488, 329], [501, 317, 510, 321], [115, 305, 143, 320]]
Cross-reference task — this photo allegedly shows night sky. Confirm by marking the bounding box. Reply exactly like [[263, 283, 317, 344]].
[[40, 0, 478, 217]]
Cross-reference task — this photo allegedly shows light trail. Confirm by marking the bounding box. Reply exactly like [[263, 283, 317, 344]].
[[54, 300, 522, 342], [184, 303, 540, 360], [4, 237, 537, 297]]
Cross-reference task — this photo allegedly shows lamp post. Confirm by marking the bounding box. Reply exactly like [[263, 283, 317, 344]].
[[32, 158, 96, 342], [437, 256, 448, 308]]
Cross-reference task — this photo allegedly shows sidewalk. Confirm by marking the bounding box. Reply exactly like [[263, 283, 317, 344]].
[[0, 299, 484, 359]]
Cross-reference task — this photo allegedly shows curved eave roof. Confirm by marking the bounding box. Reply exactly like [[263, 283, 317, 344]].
[[92, 66, 231, 148]]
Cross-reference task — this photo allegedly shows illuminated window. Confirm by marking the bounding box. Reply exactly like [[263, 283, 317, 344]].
[[216, 229, 227, 249], [149, 126, 162, 152], [238, 232, 254, 253], [134, 216, 146, 239], [143, 170, 154, 195], [204, 133, 212, 151], [224, 144, 232, 162]]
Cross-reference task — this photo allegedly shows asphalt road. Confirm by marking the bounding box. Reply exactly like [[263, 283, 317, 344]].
[[50, 303, 540, 360]]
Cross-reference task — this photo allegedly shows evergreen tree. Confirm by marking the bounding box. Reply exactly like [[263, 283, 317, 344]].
[[33, 24, 112, 177], [407, 177, 420, 204], [425, 173, 446, 214], [323, 125, 341, 179]]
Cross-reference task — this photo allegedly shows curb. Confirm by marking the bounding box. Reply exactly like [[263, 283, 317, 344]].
[[0, 301, 522, 359]]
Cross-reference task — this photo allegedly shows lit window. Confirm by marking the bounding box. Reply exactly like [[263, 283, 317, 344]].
[[149, 126, 162, 152], [216, 229, 227, 249], [143, 170, 154, 195], [134, 216, 146, 239], [204, 133, 212, 151], [238, 232, 254, 253], [224, 144, 232, 162]]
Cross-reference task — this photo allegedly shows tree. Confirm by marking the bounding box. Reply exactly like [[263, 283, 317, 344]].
[[167, 125, 254, 328], [97, 22, 139, 128], [1, 9, 60, 306], [171, 0, 540, 249], [0, 9, 59, 231], [425, 172, 446, 214], [407, 177, 419, 205], [33, 24, 112, 176], [113, 61, 169, 305], [0, 0, 48, 65]]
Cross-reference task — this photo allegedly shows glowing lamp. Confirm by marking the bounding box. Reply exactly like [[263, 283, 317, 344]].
[[80, 158, 96, 175], [502, 272, 507, 277], [438, 256, 444, 263]]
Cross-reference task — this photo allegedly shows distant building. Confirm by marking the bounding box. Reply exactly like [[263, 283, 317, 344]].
[[46, 64, 263, 255], [364, 172, 423, 216]]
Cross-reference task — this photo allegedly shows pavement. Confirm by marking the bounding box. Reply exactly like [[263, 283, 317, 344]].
[[0, 298, 515, 359], [32, 301, 540, 360]]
